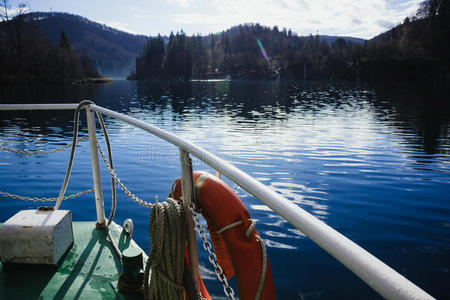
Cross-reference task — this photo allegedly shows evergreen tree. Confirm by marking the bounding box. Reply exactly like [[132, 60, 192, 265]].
[[59, 29, 71, 51], [129, 19, 449, 82], [80, 53, 101, 77]]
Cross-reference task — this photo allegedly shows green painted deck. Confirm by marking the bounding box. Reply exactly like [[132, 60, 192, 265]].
[[0, 221, 146, 299]]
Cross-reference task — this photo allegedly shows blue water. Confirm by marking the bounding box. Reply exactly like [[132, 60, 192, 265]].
[[0, 80, 449, 299]]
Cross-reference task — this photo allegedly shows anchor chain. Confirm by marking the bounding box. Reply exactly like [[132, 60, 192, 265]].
[[0, 136, 88, 156], [96, 124, 231, 298], [0, 188, 94, 202], [188, 202, 236, 300], [95, 137, 153, 208]]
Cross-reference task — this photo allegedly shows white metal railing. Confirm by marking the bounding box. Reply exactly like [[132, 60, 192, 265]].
[[86, 106, 106, 225], [0, 103, 434, 300]]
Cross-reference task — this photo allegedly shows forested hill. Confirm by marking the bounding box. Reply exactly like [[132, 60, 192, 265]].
[[362, 0, 449, 82], [130, 24, 368, 81], [31, 12, 147, 77], [1, 10, 105, 84], [131, 0, 449, 83]]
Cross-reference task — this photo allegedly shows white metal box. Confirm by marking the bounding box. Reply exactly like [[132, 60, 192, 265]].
[[0, 209, 73, 265]]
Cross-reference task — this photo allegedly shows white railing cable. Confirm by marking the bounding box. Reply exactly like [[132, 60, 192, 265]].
[[0, 103, 434, 300]]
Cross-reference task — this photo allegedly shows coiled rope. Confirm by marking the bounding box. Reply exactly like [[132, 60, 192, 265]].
[[144, 198, 187, 300]]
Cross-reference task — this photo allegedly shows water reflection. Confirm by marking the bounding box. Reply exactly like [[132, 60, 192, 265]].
[[371, 84, 450, 155], [1, 80, 449, 157], [0, 80, 449, 299]]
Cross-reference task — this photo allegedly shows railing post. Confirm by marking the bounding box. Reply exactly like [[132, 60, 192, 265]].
[[86, 107, 106, 228], [179, 149, 200, 292]]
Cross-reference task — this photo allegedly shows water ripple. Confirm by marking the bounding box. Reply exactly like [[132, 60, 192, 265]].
[[0, 80, 449, 299]]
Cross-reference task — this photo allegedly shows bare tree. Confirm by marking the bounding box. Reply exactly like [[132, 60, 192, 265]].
[[1, 0, 17, 67], [0, 0, 29, 73], [0, 0, 10, 22]]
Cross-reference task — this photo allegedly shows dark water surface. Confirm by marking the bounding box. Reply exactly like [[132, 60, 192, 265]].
[[0, 80, 449, 299]]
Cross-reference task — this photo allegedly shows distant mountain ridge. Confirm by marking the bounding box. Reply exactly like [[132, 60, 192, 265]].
[[29, 12, 147, 77], [318, 35, 365, 45], [29, 12, 368, 77]]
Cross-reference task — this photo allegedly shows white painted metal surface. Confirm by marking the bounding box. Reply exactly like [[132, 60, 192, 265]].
[[0, 103, 78, 110], [86, 107, 106, 226], [179, 149, 200, 291], [0, 209, 73, 265], [111, 221, 148, 261], [0, 103, 434, 299]]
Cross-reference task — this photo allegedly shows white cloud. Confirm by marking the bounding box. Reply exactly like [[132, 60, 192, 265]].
[[171, 0, 423, 39], [165, 0, 194, 7]]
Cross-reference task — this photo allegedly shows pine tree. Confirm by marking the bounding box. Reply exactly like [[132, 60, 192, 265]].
[[59, 29, 71, 51]]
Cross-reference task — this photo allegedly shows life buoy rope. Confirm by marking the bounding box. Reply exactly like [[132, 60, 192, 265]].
[[172, 171, 276, 300], [214, 217, 268, 300]]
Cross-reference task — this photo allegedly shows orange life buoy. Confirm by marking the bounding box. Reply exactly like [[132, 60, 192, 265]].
[[173, 171, 276, 300]]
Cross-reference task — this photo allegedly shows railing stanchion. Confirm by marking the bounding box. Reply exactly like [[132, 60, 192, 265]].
[[179, 149, 200, 292], [86, 107, 106, 228]]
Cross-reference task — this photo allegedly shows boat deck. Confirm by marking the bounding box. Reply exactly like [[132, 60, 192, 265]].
[[0, 221, 146, 299]]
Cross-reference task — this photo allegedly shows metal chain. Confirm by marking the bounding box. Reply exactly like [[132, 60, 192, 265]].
[[188, 203, 236, 300], [0, 188, 94, 202], [95, 129, 232, 297], [95, 138, 153, 208], [0, 136, 88, 156]]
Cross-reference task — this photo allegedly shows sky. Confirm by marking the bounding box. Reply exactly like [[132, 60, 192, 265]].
[[7, 0, 422, 39]]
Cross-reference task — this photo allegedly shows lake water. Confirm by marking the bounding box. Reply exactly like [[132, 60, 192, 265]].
[[0, 80, 449, 299]]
